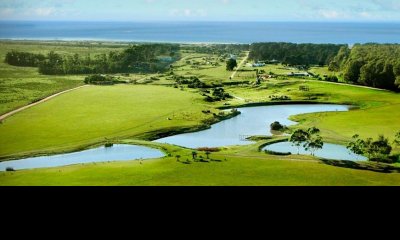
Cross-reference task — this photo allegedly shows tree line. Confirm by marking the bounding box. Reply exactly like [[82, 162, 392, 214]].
[[330, 44, 400, 91], [183, 44, 249, 56], [249, 42, 345, 66], [5, 51, 46, 67], [4, 44, 180, 75]]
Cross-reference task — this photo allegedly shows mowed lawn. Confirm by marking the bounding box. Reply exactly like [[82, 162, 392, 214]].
[[0, 85, 209, 158]]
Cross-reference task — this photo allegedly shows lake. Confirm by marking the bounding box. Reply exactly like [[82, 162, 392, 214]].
[[263, 141, 367, 161], [154, 104, 349, 148], [0, 144, 165, 171], [1, 21, 400, 44]]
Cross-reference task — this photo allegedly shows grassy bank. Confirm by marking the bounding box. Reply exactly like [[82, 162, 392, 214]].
[[1, 140, 399, 186]]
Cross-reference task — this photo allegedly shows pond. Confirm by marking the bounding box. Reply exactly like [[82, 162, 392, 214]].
[[0, 144, 165, 171], [263, 141, 367, 161], [155, 104, 350, 148]]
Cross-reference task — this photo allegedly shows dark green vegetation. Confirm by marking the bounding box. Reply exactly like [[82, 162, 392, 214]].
[[84, 74, 120, 85], [333, 44, 400, 91], [249, 42, 344, 66], [5, 51, 46, 67], [5, 44, 180, 75], [270, 121, 285, 131], [226, 58, 238, 71]]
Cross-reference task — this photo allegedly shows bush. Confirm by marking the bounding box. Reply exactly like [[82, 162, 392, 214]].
[[270, 121, 285, 131], [325, 75, 339, 82], [105, 143, 113, 148], [6, 167, 15, 172]]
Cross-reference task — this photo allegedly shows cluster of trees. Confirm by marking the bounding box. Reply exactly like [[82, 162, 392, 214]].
[[347, 132, 400, 163], [211, 87, 232, 101], [5, 51, 46, 67], [331, 44, 400, 90], [174, 76, 209, 88], [249, 43, 344, 66], [5, 44, 180, 75], [289, 127, 324, 156]]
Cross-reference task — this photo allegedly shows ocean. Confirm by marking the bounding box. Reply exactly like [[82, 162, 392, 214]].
[[0, 21, 399, 44]]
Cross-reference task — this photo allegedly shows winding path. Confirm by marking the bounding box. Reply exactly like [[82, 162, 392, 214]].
[[0, 85, 90, 121], [230, 51, 250, 80]]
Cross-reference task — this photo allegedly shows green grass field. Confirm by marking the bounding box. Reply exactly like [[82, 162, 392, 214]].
[[0, 41, 399, 186]]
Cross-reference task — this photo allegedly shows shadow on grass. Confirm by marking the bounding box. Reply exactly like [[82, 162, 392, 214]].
[[321, 159, 400, 173]]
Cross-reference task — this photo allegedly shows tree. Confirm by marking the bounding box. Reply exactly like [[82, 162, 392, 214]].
[[205, 151, 211, 159], [304, 127, 323, 156], [307, 127, 320, 135], [369, 135, 392, 163], [304, 135, 324, 156], [191, 151, 198, 160], [344, 60, 364, 83], [348, 134, 393, 163], [175, 155, 181, 162], [395, 76, 400, 89], [394, 131, 400, 146], [289, 129, 309, 154], [346, 134, 366, 160], [226, 58, 237, 71]]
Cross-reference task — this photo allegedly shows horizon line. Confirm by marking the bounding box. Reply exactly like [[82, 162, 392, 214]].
[[1, 20, 400, 24]]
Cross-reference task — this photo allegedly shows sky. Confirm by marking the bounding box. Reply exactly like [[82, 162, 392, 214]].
[[0, 0, 399, 22]]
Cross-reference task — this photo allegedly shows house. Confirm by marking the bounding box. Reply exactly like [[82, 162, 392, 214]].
[[259, 74, 275, 80], [252, 62, 266, 67]]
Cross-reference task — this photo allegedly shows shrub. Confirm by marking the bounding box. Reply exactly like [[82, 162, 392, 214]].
[[6, 167, 15, 172], [270, 121, 285, 131], [105, 143, 113, 148], [325, 75, 339, 82]]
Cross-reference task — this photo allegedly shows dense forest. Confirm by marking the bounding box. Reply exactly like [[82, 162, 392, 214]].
[[4, 44, 180, 75], [331, 44, 400, 90], [249, 43, 345, 66]]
